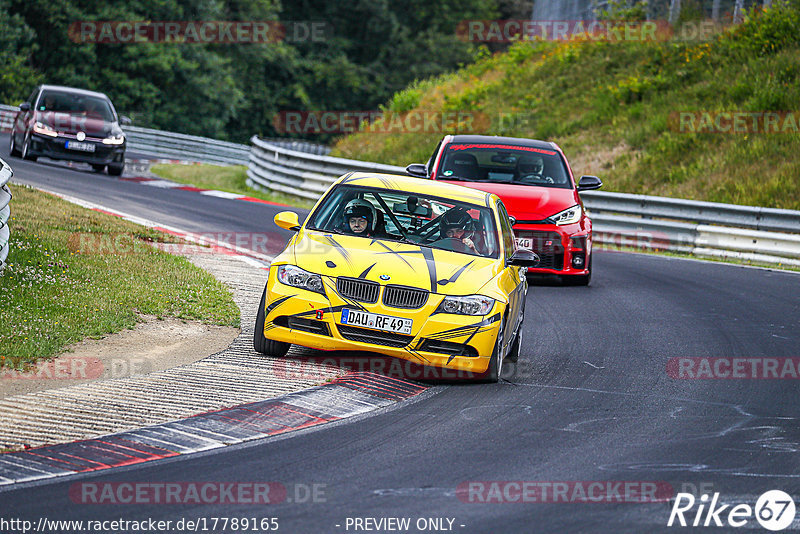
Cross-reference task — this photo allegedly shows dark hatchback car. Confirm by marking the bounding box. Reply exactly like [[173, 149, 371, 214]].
[[10, 85, 130, 175]]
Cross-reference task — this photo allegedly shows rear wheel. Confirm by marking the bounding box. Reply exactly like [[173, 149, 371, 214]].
[[253, 285, 290, 357]]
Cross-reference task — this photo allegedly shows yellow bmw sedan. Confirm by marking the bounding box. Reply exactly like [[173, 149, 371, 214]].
[[254, 172, 539, 381]]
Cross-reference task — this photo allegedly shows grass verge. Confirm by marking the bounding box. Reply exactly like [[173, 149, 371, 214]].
[[150, 163, 316, 209], [0, 185, 240, 370]]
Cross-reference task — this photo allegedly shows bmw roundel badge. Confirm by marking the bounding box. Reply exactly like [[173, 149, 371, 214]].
[[380, 274, 390, 281]]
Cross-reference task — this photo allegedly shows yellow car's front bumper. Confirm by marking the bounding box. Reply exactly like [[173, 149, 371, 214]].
[[262, 271, 502, 376]]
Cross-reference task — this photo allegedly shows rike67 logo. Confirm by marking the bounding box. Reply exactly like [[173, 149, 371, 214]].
[[668, 490, 796, 531]]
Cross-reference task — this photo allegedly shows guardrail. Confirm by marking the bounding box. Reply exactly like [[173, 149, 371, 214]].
[[248, 135, 404, 201], [0, 104, 16, 132], [122, 125, 250, 166], [0, 157, 13, 270], [247, 137, 800, 266]]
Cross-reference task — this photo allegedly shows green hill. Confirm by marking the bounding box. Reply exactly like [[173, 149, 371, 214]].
[[332, 3, 800, 210]]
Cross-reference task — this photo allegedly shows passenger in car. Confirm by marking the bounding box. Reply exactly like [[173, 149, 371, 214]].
[[440, 207, 482, 254]]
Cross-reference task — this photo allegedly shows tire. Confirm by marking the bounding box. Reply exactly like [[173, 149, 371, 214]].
[[506, 311, 523, 364], [108, 163, 124, 176], [21, 133, 37, 161], [92, 164, 106, 173], [253, 285, 290, 357], [9, 131, 21, 157], [484, 318, 505, 382]]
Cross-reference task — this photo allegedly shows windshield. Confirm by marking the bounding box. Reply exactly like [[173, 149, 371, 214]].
[[307, 185, 500, 259], [438, 143, 573, 189], [38, 91, 115, 122]]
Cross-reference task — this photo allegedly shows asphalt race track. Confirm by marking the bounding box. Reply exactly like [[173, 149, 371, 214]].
[[3, 137, 799, 533]]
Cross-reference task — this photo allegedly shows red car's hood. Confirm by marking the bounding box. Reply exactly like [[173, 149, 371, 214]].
[[440, 180, 580, 220], [35, 111, 111, 137]]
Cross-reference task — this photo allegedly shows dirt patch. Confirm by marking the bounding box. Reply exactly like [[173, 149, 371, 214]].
[[568, 140, 633, 178], [0, 316, 239, 399]]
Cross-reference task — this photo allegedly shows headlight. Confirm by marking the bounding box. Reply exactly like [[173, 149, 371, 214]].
[[276, 265, 324, 295], [33, 122, 57, 137], [436, 295, 495, 316], [550, 204, 582, 225], [102, 134, 125, 145]]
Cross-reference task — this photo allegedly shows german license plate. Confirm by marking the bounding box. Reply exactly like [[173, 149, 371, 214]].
[[515, 237, 533, 249], [340, 309, 412, 335], [65, 141, 95, 152]]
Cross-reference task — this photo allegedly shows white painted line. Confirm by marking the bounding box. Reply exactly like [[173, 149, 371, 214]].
[[200, 190, 246, 199], [23, 185, 274, 265], [138, 180, 186, 188]]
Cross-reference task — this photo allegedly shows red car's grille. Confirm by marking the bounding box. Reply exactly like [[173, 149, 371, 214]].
[[516, 231, 564, 270]]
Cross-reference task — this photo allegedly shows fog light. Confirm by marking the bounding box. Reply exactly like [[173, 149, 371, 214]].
[[572, 253, 585, 268]]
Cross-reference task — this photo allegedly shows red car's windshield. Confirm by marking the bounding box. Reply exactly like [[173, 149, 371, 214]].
[[438, 143, 572, 189]]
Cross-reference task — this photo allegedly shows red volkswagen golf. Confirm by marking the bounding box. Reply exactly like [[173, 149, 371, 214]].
[[407, 135, 602, 285]]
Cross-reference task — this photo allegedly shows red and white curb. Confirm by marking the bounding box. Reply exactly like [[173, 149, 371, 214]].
[[0, 373, 427, 485], [31, 185, 273, 269]]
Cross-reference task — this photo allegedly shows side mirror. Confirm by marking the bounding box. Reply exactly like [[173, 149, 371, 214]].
[[274, 211, 300, 231], [120, 116, 132, 126], [508, 215, 517, 226], [577, 175, 603, 191], [19, 102, 30, 112], [405, 163, 428, 178], [507, 249, 540, 267]]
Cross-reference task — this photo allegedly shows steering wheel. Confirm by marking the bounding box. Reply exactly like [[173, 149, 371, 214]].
[[430, 237, 472, 253], [518, 173, 554, 184]]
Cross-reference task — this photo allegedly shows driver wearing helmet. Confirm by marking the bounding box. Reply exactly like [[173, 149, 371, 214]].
[[517, 155, 544, 180], [440, 207, 479, 254], [342, 198, 376, 236]]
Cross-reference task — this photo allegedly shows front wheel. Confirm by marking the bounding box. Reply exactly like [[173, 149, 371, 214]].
[[484, 319, 505, 382], [21, 133, 37, 161], [9, 131, 21, 157], [92, 164, 106, 173], [108, 162, 124, 176], [506, 313, 523, 363], [253, 285, 290, 357]]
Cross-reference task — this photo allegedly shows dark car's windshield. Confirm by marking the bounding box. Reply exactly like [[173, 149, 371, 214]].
[[37, 91, 115, 122], [437, 143, 573, 189], [307, 185, 500, 258]]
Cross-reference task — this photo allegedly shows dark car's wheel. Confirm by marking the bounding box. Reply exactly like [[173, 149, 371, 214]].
[[484, 318, 505, 382], [21, 132, 37, 161], [9, 131, 21, 157], [92, 164, 106, 173], [253, 285, 290, 357], [107, 162, 124, 176]]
